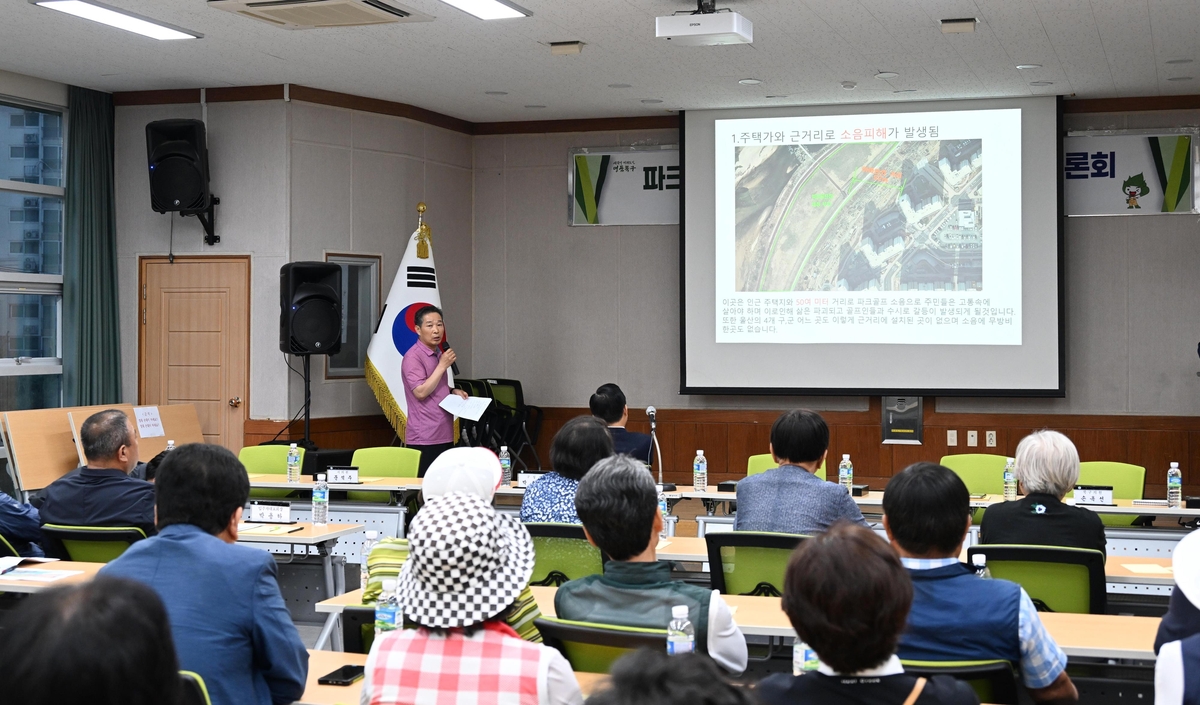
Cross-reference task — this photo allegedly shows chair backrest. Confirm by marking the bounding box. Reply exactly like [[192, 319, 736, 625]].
[[0, 533, 18, 557], [342, 605, 378, 655], [901, 659, 1019, 705], [745, 454, 826, 481], [525, 523, 604, 586], [967, 544, 1106, 614], [1073, 461, 1147, 527], [239, 444, 306, 474], [706, 531, 806, 596], [485, 378, 524, 412], [40, 524, 147, 563], [535, 617, 667, 673], [347, 447, 421, 503], [939, 454, 1008, 495], [178, 671, 213, 705]]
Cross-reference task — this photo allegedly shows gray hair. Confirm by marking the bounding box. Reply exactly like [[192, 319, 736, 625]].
[[80, 409, 133, 463], [1014, 430, 1080, 498]]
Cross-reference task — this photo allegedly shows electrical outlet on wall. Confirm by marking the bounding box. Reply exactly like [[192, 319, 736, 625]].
[[947, 430, 958, 446], [967, 430, 978, 447], [986, 431, 997, 447]]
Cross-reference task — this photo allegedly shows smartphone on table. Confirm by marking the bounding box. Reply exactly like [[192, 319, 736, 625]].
[[318, 665, 365, 686]]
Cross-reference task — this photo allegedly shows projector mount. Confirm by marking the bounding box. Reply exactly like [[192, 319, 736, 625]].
[[674, 0, 730, 15]]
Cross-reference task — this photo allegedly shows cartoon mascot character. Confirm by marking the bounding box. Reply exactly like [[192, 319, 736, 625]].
[[1122, 173, 1149, 209]]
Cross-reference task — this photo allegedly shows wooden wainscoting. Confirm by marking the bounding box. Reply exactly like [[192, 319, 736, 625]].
[[243, 415, 396, 451], [533, 399, 1200, 499]]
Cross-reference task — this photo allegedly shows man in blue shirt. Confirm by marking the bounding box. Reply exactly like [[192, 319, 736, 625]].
[[101, 443, 308, 705], [0, 490, 43, 556], [734, 409, 867, 534], [33, 409, 155, 555], [589, 383, 653, 465], [884, 462, 1077, 703]]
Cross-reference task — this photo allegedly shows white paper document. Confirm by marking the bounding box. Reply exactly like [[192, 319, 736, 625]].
[[134, 406, 165, 438], [0, 556, 58, 573], [439, 395, 492, 421]]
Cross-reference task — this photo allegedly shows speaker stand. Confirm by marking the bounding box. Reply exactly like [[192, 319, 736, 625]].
[[184, 195, 220, 246], [300, 354, 316, 451]]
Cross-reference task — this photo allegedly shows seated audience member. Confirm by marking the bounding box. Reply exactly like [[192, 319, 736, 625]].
[[131, 449, 170, 483], [734, 409, 867, 534], [101, 443, 307, 705], [556, 455, 748, 674], [521, 415, 613, 524], [588, 649, 754, 705], [363, 446, 543, 642], [884, 462, 1077, 703], [980, 430, 1106, 555], [589, 382, 653, 463], [1158, 531, 1200, 703], [0, 489, 43, 556], [1155, 530, 1200, 653], [34, 409, 155, 551], [757, 522, 978, 705], [362, 492, 582, 705], [0, 576, 180, 705]]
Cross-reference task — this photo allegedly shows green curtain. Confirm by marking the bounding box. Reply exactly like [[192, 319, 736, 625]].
[[62, 86, 122, 406]]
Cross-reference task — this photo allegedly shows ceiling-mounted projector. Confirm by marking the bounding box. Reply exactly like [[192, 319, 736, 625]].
[[656, 2, 752, 46]]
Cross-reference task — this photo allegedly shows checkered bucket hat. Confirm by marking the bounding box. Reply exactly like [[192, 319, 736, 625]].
[[396, 491, 535, 629]]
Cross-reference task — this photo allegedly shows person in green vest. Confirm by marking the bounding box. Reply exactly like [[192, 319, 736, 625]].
[[555, 455, 748, 674]]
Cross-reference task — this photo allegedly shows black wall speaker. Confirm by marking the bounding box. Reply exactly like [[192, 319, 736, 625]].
[[280, 262, 342, 356], [145, 119, 211, 213]]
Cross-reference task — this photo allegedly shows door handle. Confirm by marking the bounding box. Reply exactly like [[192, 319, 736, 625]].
[[228, 397, 242, 408]]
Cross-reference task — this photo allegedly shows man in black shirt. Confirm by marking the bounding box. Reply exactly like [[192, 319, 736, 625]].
[[589, 383, 652, 465], [979, 430, 1106, 556]]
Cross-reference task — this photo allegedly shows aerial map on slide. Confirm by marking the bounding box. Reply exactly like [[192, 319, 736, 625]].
[[734, 139, 983, 293]]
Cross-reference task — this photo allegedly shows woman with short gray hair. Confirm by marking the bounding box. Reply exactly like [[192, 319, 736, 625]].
[[979, 430, 1106, 556]]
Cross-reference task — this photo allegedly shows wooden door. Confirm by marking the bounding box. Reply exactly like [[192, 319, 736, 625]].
[[140, 257, 249, 451]]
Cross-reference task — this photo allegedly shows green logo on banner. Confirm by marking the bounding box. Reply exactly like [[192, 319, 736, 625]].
[[1148, 135, 1193, 212], [574, 154, 611, 224]]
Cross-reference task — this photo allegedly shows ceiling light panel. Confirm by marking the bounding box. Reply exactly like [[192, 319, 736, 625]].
[[34, 0, 200, 39], [436, 0, 529, 20]]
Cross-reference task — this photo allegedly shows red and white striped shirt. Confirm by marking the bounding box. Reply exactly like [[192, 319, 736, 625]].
[[361, 622, 582, 705]]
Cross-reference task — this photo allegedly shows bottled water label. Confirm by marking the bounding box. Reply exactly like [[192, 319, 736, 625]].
[[375, 605, 398, 631], [793, 641, 819, 675], [667, 636, 694, 655]]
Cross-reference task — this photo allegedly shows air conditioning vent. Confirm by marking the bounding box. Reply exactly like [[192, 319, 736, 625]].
[[208, 0, 433, 29]]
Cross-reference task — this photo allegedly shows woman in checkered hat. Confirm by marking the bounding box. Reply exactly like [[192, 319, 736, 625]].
[[360, 491, 583, 705]]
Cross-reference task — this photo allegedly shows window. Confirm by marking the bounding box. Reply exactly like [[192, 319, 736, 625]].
[[325, 253, 381, 378], [0, 99, 64, 410]]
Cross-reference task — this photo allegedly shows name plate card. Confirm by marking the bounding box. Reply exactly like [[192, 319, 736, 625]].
[[327, 467, 360, 484], [517, 472, 540, 488], [249, 500, 292, 524], [1074, 485, 1114, 506]]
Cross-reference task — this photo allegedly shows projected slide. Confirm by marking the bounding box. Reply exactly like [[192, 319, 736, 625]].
[[714, 109, 1022, 347]]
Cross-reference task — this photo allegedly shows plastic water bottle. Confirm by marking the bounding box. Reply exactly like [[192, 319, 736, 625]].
[[838, 454, 853, 493], [360, 530, 379, 590], [1169, 462, 1183, 508], [312, 473, 329, 525], [166, 440, 175, 452], [499, 446, 512, 485], [657, 486, 670, 540], [793, 639, 819, 675], [286, 443, 301, 484], [972, 554, 992, 579], [666, 605, 695, 655], [374, 578, 399, 635], [693, 450, 707, 492], [1003, 457, 1017, 501]]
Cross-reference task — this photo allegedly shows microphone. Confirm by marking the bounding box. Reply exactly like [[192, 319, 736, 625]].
[[646, 406, 657, 431], [439, 339, 460, 375], [645, 406, 666, 487]]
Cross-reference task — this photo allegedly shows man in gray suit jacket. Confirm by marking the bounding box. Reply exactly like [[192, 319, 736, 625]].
[[734, 409, 868, 535]]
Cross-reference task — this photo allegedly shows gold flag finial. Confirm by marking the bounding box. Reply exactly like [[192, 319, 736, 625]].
[[415, 203, 432, 259]]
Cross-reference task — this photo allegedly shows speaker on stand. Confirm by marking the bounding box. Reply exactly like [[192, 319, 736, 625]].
[[145, 119, 220, 246], [280, 262, 343, 450]]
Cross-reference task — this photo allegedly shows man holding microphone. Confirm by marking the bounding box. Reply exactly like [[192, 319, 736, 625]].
[[401, 305, 468, 476]]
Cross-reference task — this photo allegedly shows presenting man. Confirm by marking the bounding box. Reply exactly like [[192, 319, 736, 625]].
[[402, 305, 468, 476], [589, 383, 652, 464]]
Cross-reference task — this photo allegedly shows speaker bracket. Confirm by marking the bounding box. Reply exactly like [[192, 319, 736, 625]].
[[184, 195, 220, 246]]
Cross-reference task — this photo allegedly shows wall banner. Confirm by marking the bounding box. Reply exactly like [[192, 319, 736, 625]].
[[568, 146, 679, 226], [1064, 133, 1197, 215]]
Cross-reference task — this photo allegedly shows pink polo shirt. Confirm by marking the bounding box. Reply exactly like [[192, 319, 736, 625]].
[[400, 341, 453, 445]]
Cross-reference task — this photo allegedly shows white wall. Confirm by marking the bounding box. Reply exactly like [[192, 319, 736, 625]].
[[0, 69, 66, 107]]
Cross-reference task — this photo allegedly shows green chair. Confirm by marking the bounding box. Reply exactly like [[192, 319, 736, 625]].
[[535, 617, 667, 673], [40, 525, 147, 563], [967, 544, 1106, 614], [179, 671, 213, 705], [343, 605, 380, 655], [525, 523, 604, 587], [345, 446, 421, 503], [940, 453, 1008, 523], [1071, 461, 1147, 527], [901, 659, 1019, 705], [746, 454, 826, 481], [706, 531, 806, 596], [240, 445, 306, 499]]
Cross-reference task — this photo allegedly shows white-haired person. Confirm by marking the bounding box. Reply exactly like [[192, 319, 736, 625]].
[[979, 430, 1106, 556], [360, 492, 583, 705]]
